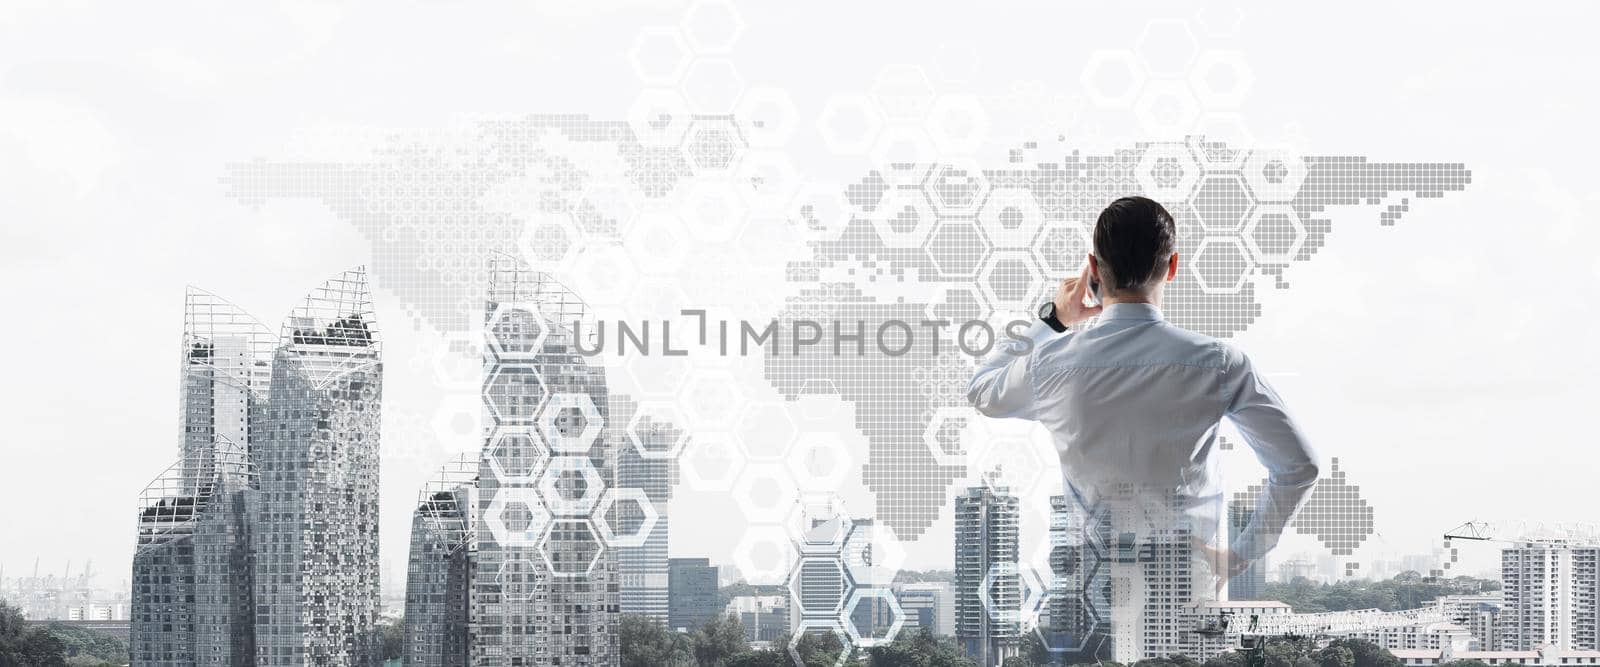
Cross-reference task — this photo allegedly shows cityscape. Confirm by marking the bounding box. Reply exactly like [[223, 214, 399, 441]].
[[4, 257, 1596, 667]]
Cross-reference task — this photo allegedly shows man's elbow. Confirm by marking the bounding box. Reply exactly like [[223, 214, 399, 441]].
[[1285, 459, 1321, 488]]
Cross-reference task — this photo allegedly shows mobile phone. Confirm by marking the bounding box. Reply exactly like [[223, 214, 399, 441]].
[[1086, 276, 1102, 307]]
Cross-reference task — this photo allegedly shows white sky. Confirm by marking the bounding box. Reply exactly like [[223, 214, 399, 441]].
[[3, 1, 1598, 592]]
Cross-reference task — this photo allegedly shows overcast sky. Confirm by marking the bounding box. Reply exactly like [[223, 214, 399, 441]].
[[3, 0, 1598, 591]]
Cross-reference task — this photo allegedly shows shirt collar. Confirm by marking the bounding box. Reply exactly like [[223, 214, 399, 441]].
[[1100, 302, 1164, 322]]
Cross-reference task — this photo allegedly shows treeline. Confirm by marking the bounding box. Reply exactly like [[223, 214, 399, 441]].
[[1261, 570, 1499, 613]]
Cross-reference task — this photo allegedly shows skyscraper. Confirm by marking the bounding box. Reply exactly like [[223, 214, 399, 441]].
[[252, 268, 383, 666], [1498, 542, 1600, 651], [133, 271, 380, 666], [131, 437, 258, 666], [1226, 500, 1266, 601], [954, 474, 1021, 667], [471, 255, 618, 665], [403, 456, 477, 667], [614, 396, 675, 622], [668, 558, 721, 633]]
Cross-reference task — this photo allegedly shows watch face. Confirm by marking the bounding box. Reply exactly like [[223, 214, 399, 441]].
[[1038, 301, 1055, 320]]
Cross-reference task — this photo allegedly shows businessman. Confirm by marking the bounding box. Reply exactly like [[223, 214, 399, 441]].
[[966, 195, 1320, 596]]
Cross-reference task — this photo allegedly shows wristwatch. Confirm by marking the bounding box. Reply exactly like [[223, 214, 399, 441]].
[[1037, 301, 1068, 333]]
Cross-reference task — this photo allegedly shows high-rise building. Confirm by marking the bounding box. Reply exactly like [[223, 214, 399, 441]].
[[252, 268, 383, 666], [1044, 494, 1111, 662], [895, 582, 953, 637], [133, 271, 380, 666], [614, 396, 675, 623], [1227, 501, 1266, 601], [1101, 488, 1211, 663], [131, 437, 258, 666], [668, 558, 721, 633], [403, 456, 476, 667], [1499, 542, 1600, 651], [954, 475, 1021, 667], [472, 256, 618, 665]]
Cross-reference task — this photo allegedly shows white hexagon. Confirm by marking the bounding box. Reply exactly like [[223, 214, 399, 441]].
[[485, 302, 550, 361], [570, 243, 641, 308], [1193, 112, 1256, 148], [787, 619, 853, 667], [594, 486, 659, 549], [732, 462, 800, 523], [517, 210, 581, 273], [1243, 148, 1308, 202], [1134, 79, 1200, 139], [627, 400, 691, 460], [676, 179, 749, 244], [922, 406, 973, 467], [978, 560, 1025, 625], [925, 95, 990, 155], [1242, 204, 1307, 264], [628, 87, 694, 146], [871, 64, 937, 122], [1134, 141, 1202, 204], [536, 455, 606, 516], [537, 518, 605, 579], [1187, 133, 1250, 172], [868, 125, 937, 171], [977, 250, 1046, 313], [536, 392, 603, 454], [624, 208, 692, 274], [483, 364, 550, 426], [1188, 172, 1255, 234], [785, 431, 855, 492], [737, 86, 800, 148], [1081, 49, 1147, 108], [816, 94, 884, 155], [735, 401, 801, 461], [842, 521, 906, 588], [427, 329, 487, 392], [922, 218, 994, 279], [628, 27, 693, 85], [868, 187, 936, 249], [430, 392, 480, 451], [790, 181, 852, 243], [679, 0, 745, 54], [495, 557, 542, 603], [735, 150, 801, 214], [970, 430, 1049, 496], [576, 182, 642, 236], [486, 426, 551, 484], [1189, 237, 1254, 294], [734, 524, 795, 585], [678, 368, 746, 429], [680, 57, 744, 114], [1189, 50, 1255, 109], [1030, 219, 1094, 279], [788, 555, 850, 617], [679, 431, 745, 491], [1135, 18, 1200, 77], [844, 587, 905, 648], [922, 162, 990, 217], [483, 486, 551, 548], [786, 493, 855, 555], [978, 186, 1047, 249]]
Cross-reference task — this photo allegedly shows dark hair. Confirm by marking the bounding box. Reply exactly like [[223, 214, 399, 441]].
[[1092, 196, 1176, 291]]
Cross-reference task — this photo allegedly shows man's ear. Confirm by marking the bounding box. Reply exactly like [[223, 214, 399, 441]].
[[1088, 253, 1099, 276], [1166, 253, 1179, 281]]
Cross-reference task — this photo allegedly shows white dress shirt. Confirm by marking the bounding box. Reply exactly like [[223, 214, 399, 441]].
[[965, 302, 1320, 561]]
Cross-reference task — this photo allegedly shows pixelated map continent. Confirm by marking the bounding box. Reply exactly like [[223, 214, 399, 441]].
[[221, 122, 1469, 544]]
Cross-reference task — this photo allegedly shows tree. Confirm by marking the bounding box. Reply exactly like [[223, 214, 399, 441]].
[[724, 650, 790, 667], [620, 614, 693, 667], [1319, 638, 1398, 667], [0, 601, 67, 667], [867, 627, 976, 667], [377, 617, 404, 661], [693, 613, 751, 666]]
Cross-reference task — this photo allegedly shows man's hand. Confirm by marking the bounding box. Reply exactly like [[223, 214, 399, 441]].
[[1053, 263, 1104, 327], [1193, 540, 1253, 596]]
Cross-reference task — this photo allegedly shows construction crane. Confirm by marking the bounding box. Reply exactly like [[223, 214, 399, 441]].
[[1443, 520, 1600, 547]]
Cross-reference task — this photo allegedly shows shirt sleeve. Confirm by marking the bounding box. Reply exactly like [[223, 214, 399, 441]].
[[1222, 344, 1322, 562], [965, 320, 1057, 420]]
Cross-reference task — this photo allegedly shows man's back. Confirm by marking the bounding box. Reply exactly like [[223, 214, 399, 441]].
[[967, 301, 1319, 561]]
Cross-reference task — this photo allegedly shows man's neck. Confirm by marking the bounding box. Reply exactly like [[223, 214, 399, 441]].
[[1102, 294, 1160, 307]]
